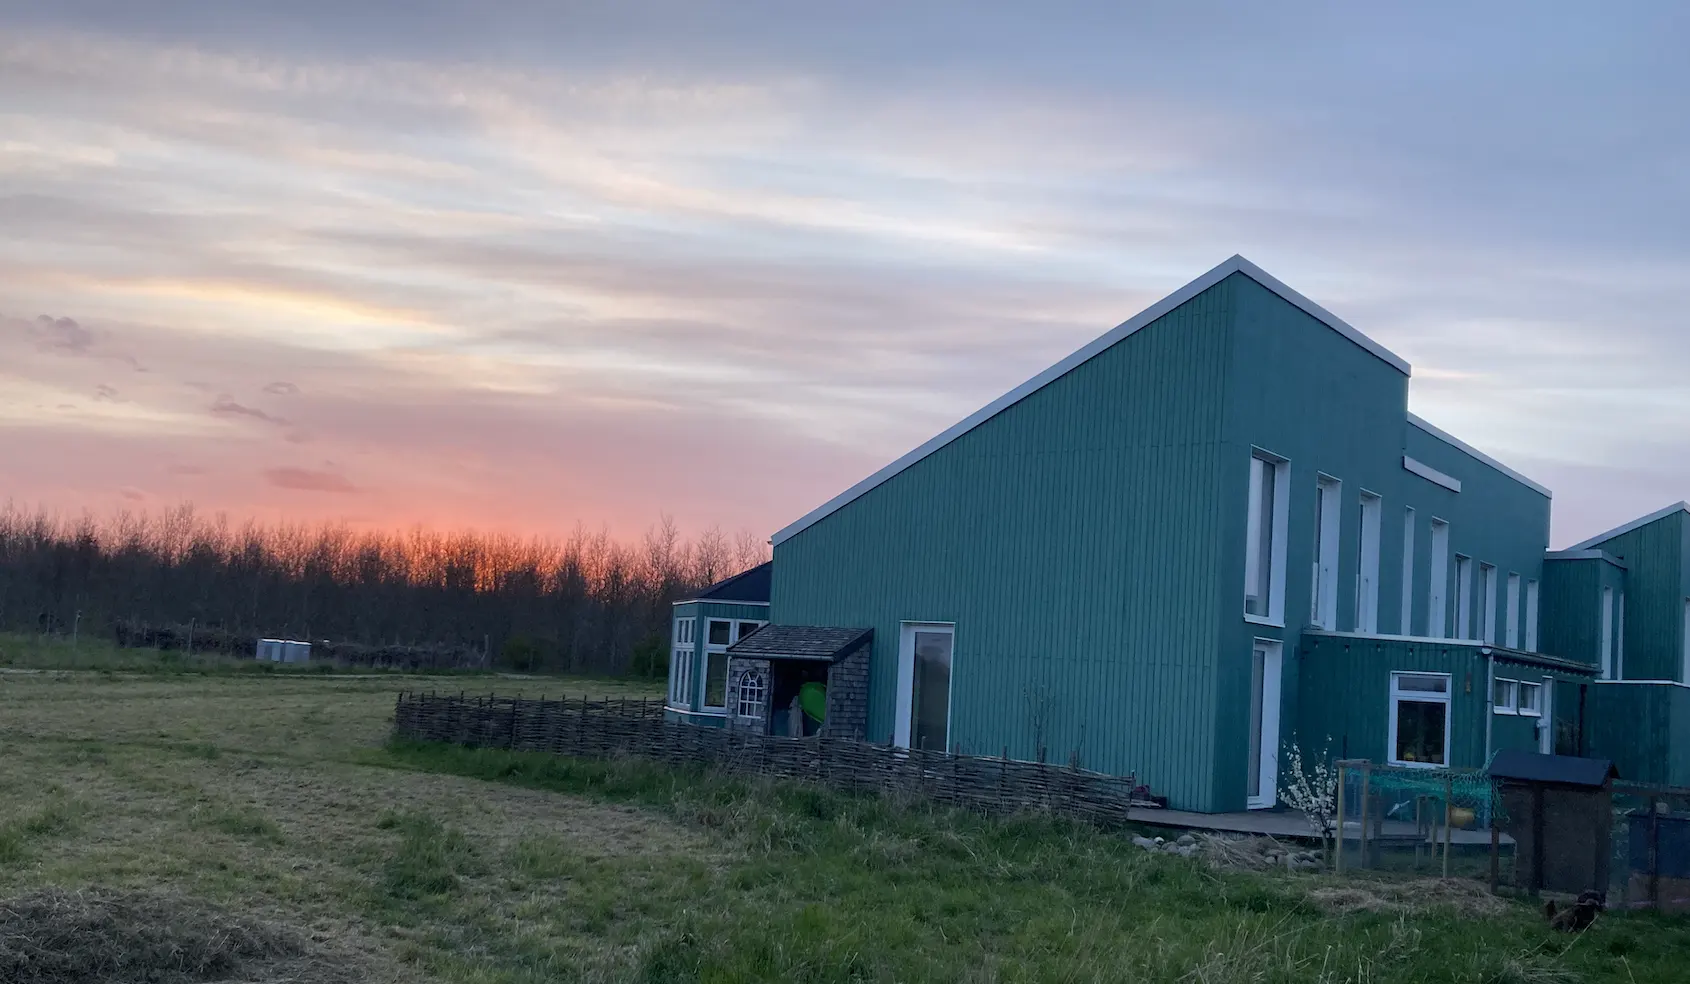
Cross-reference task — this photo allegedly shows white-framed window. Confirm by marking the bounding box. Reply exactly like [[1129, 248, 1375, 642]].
[[1518, 680, 1543, 717], [1400, 507, 1416, 635], [1454, 555, 1474, 640], [703, 619, 733, 710], [1428, 520, 1450, 638], [1478, 563, 1497, 644], [736, 670, 767, 719], [1616, 594, 1626, 679], [1600, 587, 1615, 679], [1525, 580, 1540, 651], [1682, 598, 1690, 684], [1505, 574, 1522, 649], [1311, 475, 1342, 629], [668, 617, 696, 707], [1244, 450, 1290, 625], [1355, 491, 1382, 633], [1493, 677, 1518, 715], [701, 618, 765, 712], [1388, 672, 1451, 768]]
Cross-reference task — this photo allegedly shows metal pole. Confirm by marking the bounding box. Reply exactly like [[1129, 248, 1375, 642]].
[[1651, 795, 1662, 908], [1359, 764, 1372, 870], [1443, 772, 1454, 879], [72, 610, 81, 651], [1334, 762, 1347, 874]]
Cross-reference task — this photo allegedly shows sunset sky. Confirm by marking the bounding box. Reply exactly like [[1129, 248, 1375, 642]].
[[2, 2, 1687, 546]]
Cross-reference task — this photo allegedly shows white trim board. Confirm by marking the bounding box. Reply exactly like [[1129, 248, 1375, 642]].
[[1544, 549, 1626, 568], [771, 254, 1411, 547], [670, 599, 770, 607], [1565, 501, 1690, 552], [1406, 413, 1552, 499], [1594, 679, 1690, 691], [1403, 456, 1461, 493]]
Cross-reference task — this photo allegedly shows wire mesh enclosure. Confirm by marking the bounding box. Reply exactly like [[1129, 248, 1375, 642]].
[[1332, 760, 1508, 882]]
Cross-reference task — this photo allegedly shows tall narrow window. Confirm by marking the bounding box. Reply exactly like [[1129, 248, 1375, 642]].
[[1616, 595, 1626, 679], [1311, 475, 1342, 629], [1454, 555, 1474, 640], [1428, 520, 1450, 638], [1400, 507, 1416, 635], [1600, 587, 1614, 678], [703, 619, 733, 710], [1525, 580, 1540, 651], [669, 617, 696, 707], [1505, 574, 1522, 649], [1355, 492, 1382, 633], [1389, 672, 1451, 768], [1244, 451, 1288, 623], [1682, 598, 1690, 684], [1478, 563, 1497, 644]]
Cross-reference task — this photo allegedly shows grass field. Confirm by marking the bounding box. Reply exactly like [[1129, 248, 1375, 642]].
[[0, 663, 1685, 982]]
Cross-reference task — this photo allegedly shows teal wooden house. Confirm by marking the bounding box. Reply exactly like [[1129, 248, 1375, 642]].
[[668, 255, 1690, 813]]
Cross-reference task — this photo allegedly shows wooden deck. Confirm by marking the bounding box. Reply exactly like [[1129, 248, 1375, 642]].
[[1126, 807, 1510, 846]]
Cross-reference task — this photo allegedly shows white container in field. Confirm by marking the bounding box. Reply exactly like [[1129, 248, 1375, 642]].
[[256, 639, 311, 663]]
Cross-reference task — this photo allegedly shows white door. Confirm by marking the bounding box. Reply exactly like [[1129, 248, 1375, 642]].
[[895, 623, 954, 751], [1539, 678, 1554, 755], [1248, 640, 1283, 809]]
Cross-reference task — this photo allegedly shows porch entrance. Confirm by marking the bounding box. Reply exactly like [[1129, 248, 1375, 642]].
[[1248, 639, 1283, 809]]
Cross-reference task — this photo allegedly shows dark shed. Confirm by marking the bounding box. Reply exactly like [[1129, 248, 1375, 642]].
[[1489, 750, 1617, 896]]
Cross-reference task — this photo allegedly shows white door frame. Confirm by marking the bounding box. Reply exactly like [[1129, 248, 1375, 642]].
[[1248, 638, 1283, 810], [1539, 677, 1555, 755], [895, 622, 955, 750]]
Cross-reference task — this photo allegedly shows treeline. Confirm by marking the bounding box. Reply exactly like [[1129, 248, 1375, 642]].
[[0, 503, 768, 675]]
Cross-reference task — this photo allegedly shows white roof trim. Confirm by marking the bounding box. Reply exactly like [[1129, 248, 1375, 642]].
[[1405, 413, 1552, 499], [1544, 549, 1626, 568], [772, 254, 1410, 546], [671, 599, 770, 607], [1565, 501, 1690, 552], [1403, 456, 1461, 493]]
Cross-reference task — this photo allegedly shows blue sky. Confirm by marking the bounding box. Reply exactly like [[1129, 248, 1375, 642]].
[[1, 1, 1686, 543]]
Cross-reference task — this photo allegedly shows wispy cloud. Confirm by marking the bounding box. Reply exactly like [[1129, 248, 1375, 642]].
[[263, 467, 356, 494], [0, 5, 1685, 544]]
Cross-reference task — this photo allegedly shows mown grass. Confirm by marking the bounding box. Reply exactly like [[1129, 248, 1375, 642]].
[[0, 671, 1685, 982]]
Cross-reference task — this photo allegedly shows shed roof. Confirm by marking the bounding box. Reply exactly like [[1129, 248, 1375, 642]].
[[727, 624, 872, 661], [1488, 749, 1618, 788], [1565, 501, 1690, 552], [677, 561, 772, 605], [771, 254, 1407, 547]]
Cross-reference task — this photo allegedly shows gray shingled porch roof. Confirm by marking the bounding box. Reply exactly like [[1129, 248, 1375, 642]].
[[726, 625, 872, 661]]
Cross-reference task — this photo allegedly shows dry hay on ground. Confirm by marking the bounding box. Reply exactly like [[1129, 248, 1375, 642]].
[[0, 888, 366, 984], [1309, 878, 1511, 918]]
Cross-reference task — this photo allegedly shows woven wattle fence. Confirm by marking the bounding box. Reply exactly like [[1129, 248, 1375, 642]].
[[393, 691, 1147, 826]]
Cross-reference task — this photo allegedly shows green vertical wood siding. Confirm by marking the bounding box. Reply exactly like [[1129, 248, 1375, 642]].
[[773, 278, 1236, 810], [1582, 511, 1686, 682], [1540, 557, 1624, 672], [1587, 682, 1690, 786], [1297, 633, 1593, 769]]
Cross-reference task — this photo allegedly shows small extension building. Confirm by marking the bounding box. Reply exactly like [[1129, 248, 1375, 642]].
[[666, 255, 1690, 813]]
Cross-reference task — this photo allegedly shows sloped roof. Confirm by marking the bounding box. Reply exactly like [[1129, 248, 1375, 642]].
[[1566, 502, 1690, 552], [1406, 412, 1552, 499], [1489, 749, 1618, 788], [727, 624, 872, 661], [772, 255, 1409, 547]]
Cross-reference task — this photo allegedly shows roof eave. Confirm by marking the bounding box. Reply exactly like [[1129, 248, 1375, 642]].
[[772, 254, 1411, 547], [1405, 413, 1552, 499], [1565, 501, 1690, 552]]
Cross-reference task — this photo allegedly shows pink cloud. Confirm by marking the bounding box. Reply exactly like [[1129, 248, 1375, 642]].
[[264, 467, 357, 494]]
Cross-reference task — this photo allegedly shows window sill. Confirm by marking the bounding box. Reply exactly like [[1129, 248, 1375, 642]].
[[1493, 709, 1518, 716], [1519, 710, 1543, 718], [1243, 614, 1284, 629], [1386, 760, 1445, 770]]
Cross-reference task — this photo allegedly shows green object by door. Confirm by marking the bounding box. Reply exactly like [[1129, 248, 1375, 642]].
[[799, 682, 827, 723]]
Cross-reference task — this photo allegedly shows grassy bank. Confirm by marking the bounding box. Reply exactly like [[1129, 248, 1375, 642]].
[[0, 671, 1681, 982]]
